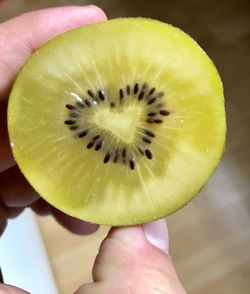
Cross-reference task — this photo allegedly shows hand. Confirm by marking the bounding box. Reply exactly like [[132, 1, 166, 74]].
[[1, 220, 186, 294], [75, 221, 186, 294], [0, 6, 186, 294], [0, 5, 106, 235]]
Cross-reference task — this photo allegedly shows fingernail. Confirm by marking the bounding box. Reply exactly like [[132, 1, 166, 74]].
[[143, 219, 169, 253]]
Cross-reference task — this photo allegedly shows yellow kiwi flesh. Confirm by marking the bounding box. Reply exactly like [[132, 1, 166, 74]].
[[8, 18, 226, 225]]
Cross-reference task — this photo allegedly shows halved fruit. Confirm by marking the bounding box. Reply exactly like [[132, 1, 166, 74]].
[[8, 18, 226, 225]]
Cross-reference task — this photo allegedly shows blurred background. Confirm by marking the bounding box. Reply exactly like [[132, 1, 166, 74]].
[[1, 0, 250, 293]]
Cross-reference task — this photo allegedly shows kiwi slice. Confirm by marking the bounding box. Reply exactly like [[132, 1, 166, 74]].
[[8, 18, 226, 226]]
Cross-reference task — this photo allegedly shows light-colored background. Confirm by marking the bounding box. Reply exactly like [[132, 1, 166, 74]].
[[1, 0, 250, 293]]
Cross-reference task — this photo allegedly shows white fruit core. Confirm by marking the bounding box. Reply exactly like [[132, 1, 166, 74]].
[[93, 105, 143, 143]]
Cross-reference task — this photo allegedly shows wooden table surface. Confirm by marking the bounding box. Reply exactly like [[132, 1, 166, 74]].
[[1, 0, 250, 293]]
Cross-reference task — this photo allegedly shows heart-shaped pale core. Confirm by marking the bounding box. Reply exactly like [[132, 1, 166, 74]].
[[93, 105, 144, 143]]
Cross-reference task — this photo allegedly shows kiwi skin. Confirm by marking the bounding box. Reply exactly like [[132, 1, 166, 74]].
[[8, 18, 226, 226]]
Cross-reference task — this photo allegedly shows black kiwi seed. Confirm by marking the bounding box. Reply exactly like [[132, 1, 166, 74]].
[[158, 92, 164, 98], [87, 89, 95, 98], [69, 125, 79, 131], [145, 149, 153, 159], [126, 85, 130, 95], [138, 148, 144, 155], [142, 83, 148, 89], [93, 135, 100, 141], [104, 153, 111, 164], [142, 137, 152, 144], [64, 120, 76, 125], [78, 130, 88, 138], [146, 119, 154, 123], [129, 159, 135, 170], [159, 110, 170, 116], [119, 89, 124, 104], [149, 88, 155, 95], [85, 99, 92, 108], [154, 119, 163, 123], [122, 148, 127, 159], [98, 90, 105, 101], [134, 83, 139, 94], [119, 89, 124, 98], [138, 91, 145, 101], [110, 102, 115, 108], [147, 112, 157, 116], [147, 97, 157, 105], [144, 130, 155, 137], [66, 104, 76, 110], [95, 141, 103, 151], [87, 141, 95, 149]]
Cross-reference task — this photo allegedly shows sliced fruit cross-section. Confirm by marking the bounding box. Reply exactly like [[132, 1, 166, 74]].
[[8, 18, 226, 225]]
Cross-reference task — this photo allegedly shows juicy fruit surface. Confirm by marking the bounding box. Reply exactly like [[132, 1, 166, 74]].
[[8, 18, 226, 225]]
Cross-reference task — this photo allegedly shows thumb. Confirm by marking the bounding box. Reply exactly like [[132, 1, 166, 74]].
[[0, 283, 29, 293], [0, 5, 107, 172], [0, 5, 106, 101], [75, 220, 186, 294]]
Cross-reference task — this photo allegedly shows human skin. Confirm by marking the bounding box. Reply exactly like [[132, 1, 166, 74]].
[[0, 6, 186, 293]]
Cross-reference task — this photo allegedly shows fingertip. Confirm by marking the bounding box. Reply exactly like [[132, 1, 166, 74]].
[[84, 5, 107, 22], [42, 5, 107, 28], [91, 224, 186, 293], [0, 283, 29, 294], [6, 207, 24, 219], [0, 165, 40, 207], [0, 203, 7, 236], [24, 5, 107, 43], [30, 198, 52, 216], [52, 208, 99, 235], [0, 5, 107, 101], [143, 219, 169, 254]]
